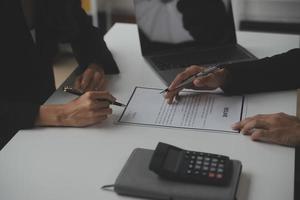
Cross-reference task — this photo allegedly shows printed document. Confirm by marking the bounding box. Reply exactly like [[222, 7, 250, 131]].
[[119, 87, 245, 133]]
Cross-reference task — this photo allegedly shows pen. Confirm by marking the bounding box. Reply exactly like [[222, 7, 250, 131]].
[[160, 65, 224, 94], [63, 86, 126, 107]]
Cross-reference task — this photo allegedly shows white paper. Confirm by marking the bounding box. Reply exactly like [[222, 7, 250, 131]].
[[119, 87, 245, 133]]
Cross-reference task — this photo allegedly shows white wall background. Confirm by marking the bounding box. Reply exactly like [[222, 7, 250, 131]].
[[97, 0, 134, 14], [240, 0, 300, 23], [96, 0, 300, 27]]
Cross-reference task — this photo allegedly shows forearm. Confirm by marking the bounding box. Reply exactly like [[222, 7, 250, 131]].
[[70, 3, 119, 74], [0, 101, 40, 130], [0, 101, 40, 149], [222, 49, 300, 95], [35, 104, 65, 126]]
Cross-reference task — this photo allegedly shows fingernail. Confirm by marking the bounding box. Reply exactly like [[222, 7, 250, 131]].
[[166, 98, 171, 104], [174, 95, 181, 102], [231, 123, 238, 129], [194, 79, 200, 85], [240, 129, 248, 135], [81, 80, 87, 87]]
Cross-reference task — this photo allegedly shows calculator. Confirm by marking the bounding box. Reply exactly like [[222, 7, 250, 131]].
[[149, 142, 233, 185]]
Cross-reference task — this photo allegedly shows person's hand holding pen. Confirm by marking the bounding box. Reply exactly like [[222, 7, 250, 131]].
[[35, 90, 117, 127], [164, 65, 228, 104]]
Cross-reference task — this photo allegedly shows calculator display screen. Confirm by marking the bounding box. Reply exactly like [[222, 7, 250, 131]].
[[163, 148, 180, 172]]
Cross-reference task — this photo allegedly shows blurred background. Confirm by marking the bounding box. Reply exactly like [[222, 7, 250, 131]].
[[88, 0, 300, 33], [54, 0, 300, 86]]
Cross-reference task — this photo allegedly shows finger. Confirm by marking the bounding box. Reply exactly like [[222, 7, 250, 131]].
[[232, 114, 266, 130], [165, 66, 204, 104], [91, 72, 105, 91], [96, 74, 106, 90], [193, 73, 218, 89], [165, 88, 181, 104], [250, 129, 270, 142], [95, 108, 113, 115], [232, 117, 253, 130], [240, 119, 269, 135], [92, 104, 113, 114], [90, 100, 111, 110], [85, 78, 98, 92], [87, 91, 116, 103], [87, 114, 108, 125], [80, 69, 94, 90], [250, 129, 289, 146], [85, 72, 106, 91], [74, 75, 83, 90], [169, 65, 204, 90]]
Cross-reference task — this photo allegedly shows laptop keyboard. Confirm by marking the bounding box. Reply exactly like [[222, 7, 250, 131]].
[[151, 46, 252, 71]]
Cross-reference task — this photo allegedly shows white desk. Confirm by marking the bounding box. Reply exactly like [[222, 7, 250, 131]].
[[0, 23, 299, 200]]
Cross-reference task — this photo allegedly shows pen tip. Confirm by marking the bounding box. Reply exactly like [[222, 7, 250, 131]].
[[160, 89, 169, 94], [63, 86, 70, 92]]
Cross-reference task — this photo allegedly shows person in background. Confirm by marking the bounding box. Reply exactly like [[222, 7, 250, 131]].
[[177, 0, 233, 45], [0, 0, 120, 150], [165, 48, 300, 146]]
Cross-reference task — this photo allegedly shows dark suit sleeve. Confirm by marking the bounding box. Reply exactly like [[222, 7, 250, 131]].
[[221, 48, 300, 95], [0, 101, 40, 150], [69, 0, 119, 74]]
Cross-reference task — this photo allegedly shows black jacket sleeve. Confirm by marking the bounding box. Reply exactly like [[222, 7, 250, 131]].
[[0, 101, 39, 150], [42, 0, 119, 74], [221, 48, 300, 95], [69, 0, 119, 74]]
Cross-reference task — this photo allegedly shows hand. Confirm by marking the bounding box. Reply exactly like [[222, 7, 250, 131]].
[[165, 65, 227, 104], [36, 91, 115, 127], [74, 63, 105, 92], [232, 113, 300, 146]]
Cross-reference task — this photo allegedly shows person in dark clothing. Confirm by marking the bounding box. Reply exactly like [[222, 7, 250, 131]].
[[177, 0, 235, 46], [165, 48, 300, 146], [0, 0, 120, 150]]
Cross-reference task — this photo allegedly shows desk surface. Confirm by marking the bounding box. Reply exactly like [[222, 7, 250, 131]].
[[0, 23, 299, 200]]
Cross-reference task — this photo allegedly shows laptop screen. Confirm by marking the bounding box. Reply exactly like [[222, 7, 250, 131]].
[[134, 0, 237, 55]]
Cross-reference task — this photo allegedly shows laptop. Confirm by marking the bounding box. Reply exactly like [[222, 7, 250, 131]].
[[134, 0, 257, 85]]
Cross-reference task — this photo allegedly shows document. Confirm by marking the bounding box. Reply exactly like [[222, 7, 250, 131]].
[[119, 87, 245, 133]]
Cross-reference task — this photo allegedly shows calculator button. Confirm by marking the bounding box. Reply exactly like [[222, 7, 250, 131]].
[[195, 165, 201, 170], [197, 156, 203, 160], [186, 151, 190, 155], [203, 166, 209, 171], [219, 164, 224, 168], [196, 161, 202, 165], [186, 170, 192, 174], [204, 157, 211, 161], [204, 161, 210, 166], [191, 156, 196, 159], [208, 172, 215, 178], [210, 167, 216, 172], [216, 174, 223, 179], [190, 160, 195, 164], [188, 164, 193, 169], [211, 162, 217, 167], [202, 172, 208, 176], [212, 158, 218, 162], [217, 168, 224, 173], [194, 171, 200, 175]]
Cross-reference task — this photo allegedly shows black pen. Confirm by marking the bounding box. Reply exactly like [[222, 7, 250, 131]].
[[63, 86, 126, 107]]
